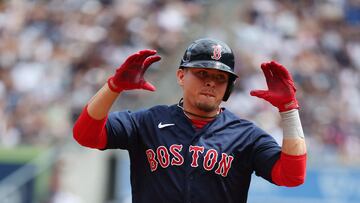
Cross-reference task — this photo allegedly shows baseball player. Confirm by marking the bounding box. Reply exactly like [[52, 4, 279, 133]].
[[73, 38, 306, 203]]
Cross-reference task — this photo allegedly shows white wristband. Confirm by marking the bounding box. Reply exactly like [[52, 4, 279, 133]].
[[280, 109, 305, 139]]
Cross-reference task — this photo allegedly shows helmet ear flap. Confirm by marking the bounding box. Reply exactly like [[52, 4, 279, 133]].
[[223, 78, 236, 101]]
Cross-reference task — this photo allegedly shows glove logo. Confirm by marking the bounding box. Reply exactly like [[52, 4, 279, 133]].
[[211, 44, 222, 60]]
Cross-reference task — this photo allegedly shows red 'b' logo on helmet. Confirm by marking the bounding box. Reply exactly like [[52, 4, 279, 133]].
[[211, 45, 222, 60]]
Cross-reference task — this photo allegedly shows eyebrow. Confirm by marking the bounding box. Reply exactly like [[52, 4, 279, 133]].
[[193, 69, 227, 74]]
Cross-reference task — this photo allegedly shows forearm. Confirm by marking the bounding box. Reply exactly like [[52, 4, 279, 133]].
[[271, 110, 306, 186], [282, 138, 306, 155], [280, 109, 306, 155], [73, 83, 119, 149], [87, 83, 120, 120]]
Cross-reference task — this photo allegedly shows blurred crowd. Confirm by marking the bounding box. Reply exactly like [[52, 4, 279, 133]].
[[226, 0, 360, 164], [0, 0, 360, 164], [0, 0, 204, 147]]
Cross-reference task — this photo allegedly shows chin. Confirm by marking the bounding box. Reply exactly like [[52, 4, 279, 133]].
[[195, 99, 219, 113]]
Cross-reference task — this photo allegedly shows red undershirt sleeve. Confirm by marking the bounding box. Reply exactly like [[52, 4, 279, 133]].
[[72, 105, 108, 149], [271, 152, 307, 187]]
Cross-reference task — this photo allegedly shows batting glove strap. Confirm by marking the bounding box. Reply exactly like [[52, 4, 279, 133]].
[[279, 100, 299, 112], [107, 76, 123, 93]]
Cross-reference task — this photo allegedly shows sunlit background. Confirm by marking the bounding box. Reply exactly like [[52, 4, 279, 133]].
[[0, 0, 360, 202]]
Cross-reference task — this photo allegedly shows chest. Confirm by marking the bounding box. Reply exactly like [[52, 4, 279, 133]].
[[139, 124, 253, 177]]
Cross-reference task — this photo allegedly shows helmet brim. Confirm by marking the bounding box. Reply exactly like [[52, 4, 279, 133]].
[[180, 60, 238, 78]]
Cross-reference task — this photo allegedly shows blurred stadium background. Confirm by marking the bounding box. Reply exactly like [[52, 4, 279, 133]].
[[0, 0, 359, 202]]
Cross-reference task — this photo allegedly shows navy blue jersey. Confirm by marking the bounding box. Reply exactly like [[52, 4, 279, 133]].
[[105, 104, 281, 203]]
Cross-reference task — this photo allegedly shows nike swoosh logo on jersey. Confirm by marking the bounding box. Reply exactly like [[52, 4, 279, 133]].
[[158, 122, 175, 129]]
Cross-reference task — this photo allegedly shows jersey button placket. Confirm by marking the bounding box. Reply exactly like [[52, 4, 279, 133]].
[[185, 132, 200, 203], [189, 172, 197, 203], [189, 175, 194, 180], [186, 172, 196, 203], [184, 158, 194, 203], [187, 134, 201, 203]]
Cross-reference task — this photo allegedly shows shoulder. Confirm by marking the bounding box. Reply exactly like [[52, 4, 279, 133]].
[[147, 104, 175, 112], [222, 108, 256, 126], [221, 108, 267, 136], [112, 104, 177, 119], [138, 104, 177, 117]]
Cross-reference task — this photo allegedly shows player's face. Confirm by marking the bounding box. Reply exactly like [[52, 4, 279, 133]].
[[177, 68, 229, 114]]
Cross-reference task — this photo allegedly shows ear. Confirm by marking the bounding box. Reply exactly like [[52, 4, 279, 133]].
[[177, 69, 185, 86]]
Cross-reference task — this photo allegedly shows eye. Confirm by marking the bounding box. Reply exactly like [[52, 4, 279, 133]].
[[195, 70, 208, 79], [214, 74, 227, 83]]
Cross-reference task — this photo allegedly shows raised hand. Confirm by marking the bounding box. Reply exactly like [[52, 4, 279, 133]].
[[107, 49, 161, 92], [250, 61, 299, 112]]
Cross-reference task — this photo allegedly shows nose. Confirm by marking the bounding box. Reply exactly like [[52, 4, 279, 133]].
[[205, 78, 216, 87]]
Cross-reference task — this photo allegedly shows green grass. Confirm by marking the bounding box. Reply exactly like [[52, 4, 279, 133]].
[[0, 146, 45, 163]]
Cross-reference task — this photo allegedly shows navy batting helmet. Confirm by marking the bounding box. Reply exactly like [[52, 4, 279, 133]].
[[179, 38, 238, 101]]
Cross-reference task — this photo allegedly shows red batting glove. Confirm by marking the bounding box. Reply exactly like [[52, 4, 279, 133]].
[[250, 61, 299, 112], [107, 49, 161, 92]]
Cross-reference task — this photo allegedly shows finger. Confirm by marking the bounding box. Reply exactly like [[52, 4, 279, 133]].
[[260, 62, 273, 87], [250, 90, 270, 99], [137, 49, 157, 63], [139, 49, 157, 55], [142, 55, 161, 73], [120, 50, 157, 68], [270, 61, 292, 80], [125, 50, 157, 66], [141, 81, 156, 91], [124, 51, 143, 64], [269, 61, 296, 90]]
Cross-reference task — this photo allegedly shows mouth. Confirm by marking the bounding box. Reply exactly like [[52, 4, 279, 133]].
[[200, 92, 215, 98]]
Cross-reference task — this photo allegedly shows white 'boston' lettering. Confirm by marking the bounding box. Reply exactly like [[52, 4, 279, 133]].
[[145, 145, 234, 177]]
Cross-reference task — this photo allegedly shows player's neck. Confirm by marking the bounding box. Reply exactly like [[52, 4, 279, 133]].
[[178, 99, 220, 120], [183, 109, 218, 120]]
